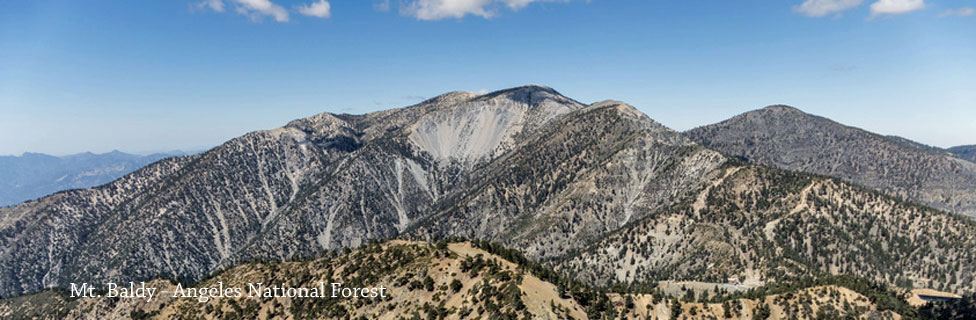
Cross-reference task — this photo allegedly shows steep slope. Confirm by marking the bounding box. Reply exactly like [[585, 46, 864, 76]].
[[0, 151, 180, 206], [408, 100, 725, 261], [0, 241, 916, 320], [685, 105, 976, 218], [2, 87, 974, 308], [949, 145, 976, 163], [0, 86, 597, 297], [0, 125, 332, 298], [233, 86, 591, 262], [556, 164, 976, 293]]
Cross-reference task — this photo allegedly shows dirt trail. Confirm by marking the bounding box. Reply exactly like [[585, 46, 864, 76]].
[[693, 167, 742, 216], [764, 182, 816, 241]]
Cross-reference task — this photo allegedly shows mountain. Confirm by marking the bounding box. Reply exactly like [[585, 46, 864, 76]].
[[0, 86, 974, 305], [0, 86, 730, 297], [949, 145, 976, 163], [685, 105, 976, 218], [0, 151, 181, 206], [0, 240, 918, 320]]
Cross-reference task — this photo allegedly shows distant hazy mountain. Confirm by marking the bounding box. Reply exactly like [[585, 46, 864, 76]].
[[686, 105, 976, 218], [0, 151, 181, 206], [0, 87, 973, 301], [949, 145, 976, 163]]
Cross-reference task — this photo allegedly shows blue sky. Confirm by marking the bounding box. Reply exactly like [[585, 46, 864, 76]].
[[1, 0, 973, 155]]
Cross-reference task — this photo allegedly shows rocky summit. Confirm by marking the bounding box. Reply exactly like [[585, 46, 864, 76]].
[[1, 87, 974, 311]]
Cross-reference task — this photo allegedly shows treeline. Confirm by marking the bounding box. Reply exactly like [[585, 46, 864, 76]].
[[720, 274, 917, 318], [442, 237, 963, 320], [919, 293, 976, 320], [451, 238, 617, 319]]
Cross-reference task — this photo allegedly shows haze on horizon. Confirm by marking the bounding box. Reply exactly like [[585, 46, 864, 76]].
[[1, 0, 974, 156]]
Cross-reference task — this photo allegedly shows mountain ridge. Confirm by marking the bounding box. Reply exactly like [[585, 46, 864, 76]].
[[0, 240, 923, 320], [0, 86, 594, 297], [949, 145, 976, 163], [1, 87, 974, 305]]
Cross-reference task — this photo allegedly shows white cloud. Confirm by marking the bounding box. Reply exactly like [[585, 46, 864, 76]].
[[400, 0, 569, 20], [503, 0, 565, 10], [940, 7, 975, 17], [193, 0, 226, 12], [233, 0, 289, 22], [869, 0, 925, 17], [793, 0, 863, 17], [403, 0, 493, 20], [298, 0, 332, 18]]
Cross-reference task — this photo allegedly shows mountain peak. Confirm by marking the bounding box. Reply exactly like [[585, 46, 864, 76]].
[[687, 104, 976, 217], [481, 84, 557, 96], [405, 85, 584, 163], [715, 104, 824, 127], [760, 104, 804, 113], [476, 85, 582, 108]]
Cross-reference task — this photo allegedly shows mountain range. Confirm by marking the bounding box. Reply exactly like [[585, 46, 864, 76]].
[[0, 151, 182, 207], [0, 86, 973, 318]]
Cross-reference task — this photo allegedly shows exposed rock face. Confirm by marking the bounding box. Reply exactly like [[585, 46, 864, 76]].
[[407, 100, 726, 261], [685, 105, 976, 218], [0, 151, 180, 206], [1, 88, 974, 302], [949, 145, 976, 163], [0, 86, 607, 297]]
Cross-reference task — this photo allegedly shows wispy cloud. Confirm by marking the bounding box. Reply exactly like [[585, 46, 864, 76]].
[[192, 0, 226, 12], [503, 0, 559, 10], [869, 0, 925, 17], [400, 0, 570, 21], [402, 0, 493, 20], [194, 0, 290, 22], [234, 0, 289, 22], [298, 0, 332, 18], [940, 7, 975, 17], [793, 0, 863, 17]]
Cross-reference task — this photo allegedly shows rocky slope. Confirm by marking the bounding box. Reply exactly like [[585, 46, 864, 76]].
[[0, 151, 180, 206], [1, 87, 974, 308], [406, 100, 725, 261], [685, 105, 976, 218], [556, 164, 976, 294], [4, 86, 722, 298], [0, 241, 916, 320]]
